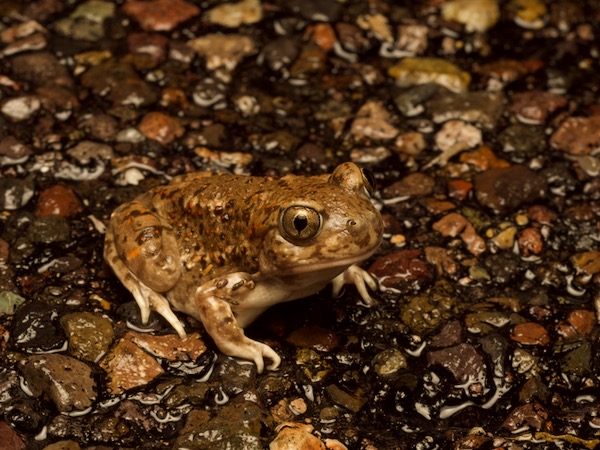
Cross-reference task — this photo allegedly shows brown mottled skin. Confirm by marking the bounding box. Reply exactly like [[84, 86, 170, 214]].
[[104, 163, 383, 372]]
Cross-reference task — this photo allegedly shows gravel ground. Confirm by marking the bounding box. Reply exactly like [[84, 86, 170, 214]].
[[0, 0, 599, 449]]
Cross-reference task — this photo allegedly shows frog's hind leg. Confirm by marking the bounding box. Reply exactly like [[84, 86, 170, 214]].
[[105, 235, 187, 337], [104, 202, 186, 337], [107, 201, 182, 292]]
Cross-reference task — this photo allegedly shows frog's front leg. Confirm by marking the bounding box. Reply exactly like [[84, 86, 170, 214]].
[[331, 264, 378, 306], [172, 273, 281, 374]]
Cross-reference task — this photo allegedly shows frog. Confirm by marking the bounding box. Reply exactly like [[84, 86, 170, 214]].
[[104, 162, 383, 373]]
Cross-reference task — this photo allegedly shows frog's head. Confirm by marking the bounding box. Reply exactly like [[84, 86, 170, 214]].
[[257, 163, 383, 280]]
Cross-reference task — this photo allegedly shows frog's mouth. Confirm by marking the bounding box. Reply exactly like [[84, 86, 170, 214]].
[[266, 240, 381, 278]]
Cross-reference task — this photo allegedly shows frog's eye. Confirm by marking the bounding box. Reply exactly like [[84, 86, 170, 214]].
[[280, 206, 322, 241], [361, 168, 376, 197]]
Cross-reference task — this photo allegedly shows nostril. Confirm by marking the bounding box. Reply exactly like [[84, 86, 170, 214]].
[[347, 219, 357, 227]]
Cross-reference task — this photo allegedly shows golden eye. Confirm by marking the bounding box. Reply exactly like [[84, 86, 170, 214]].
[[280, 206, 322, 241], [361, 168, 376, 196]]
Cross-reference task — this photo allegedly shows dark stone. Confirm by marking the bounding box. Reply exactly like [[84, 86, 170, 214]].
[[10, 301, 66, 353], [474, 165, 547, 213], [430, 320, 463, 348]]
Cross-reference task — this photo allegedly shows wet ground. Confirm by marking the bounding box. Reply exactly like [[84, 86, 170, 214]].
[[0, 0, 599, 449]]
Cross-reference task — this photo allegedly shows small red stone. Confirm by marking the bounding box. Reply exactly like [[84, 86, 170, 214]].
[[567, 310, 595, 336], [35, 184, 83, 218], [518, 227, 543, 256], [122, 0, 200, 32], [511, 322, 550, 346], [304, 23, 336, 52], [527, 205, 558, 224], [369, 249, 434, 289], [447, 179, 473, 201]]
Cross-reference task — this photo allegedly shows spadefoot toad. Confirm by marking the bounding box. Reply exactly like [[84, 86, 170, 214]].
[[104, 162, 383, 372]]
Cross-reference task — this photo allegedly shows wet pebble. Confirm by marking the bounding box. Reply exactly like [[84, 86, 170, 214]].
[[122, 0, 200, 32], [517, 227, 543, 256], [0, 291, 26, 315], [59, 312, 114, 362], [435, 120, 482, 154], [388, 57, 471, 93], [502, 403, 549, 432], [509, 0, 548, 29], [356, 13, 393, 45], [0, 177, 35, 211], [561, 340, 592, 375], [35, 184, 83, 218], [550, 116, 600, 155], [400, 281, 457, 334], [27, 215, 70, 244], [432, 213, 486, 255], [1, 96, 41, 121], [289, 44, 327, 79], [427, 343, 486, 388], [394, 24, 429, 56], [0, 136, 32, 166], [80, 58, 158, 106], [188, 34, 256, 75], [20, 354, 96, 413], [474, 165, 547, 214], [287, 0, 342, 22], [127, 32, 169, 66], [325, 385, 366, 413], [164, 383, 210, 408], [78, 113, 118, 142], [10, 301, 66, 353], [383, 172, 434, 198], [43, 441, 81, 450], [476, 58, 544, 90], [335, 22, 371, 55], [491, 226, 517, 250], [0, 421, 26, 450], [205, 0, 263, 28], [270, 422, 339, 450], [369, 250, 434, 290], [393, 131, 427, 157], [53, 0, 116, 42], [509, 90, 567, 124], [427, 90, 504, 129], [8, 51, 73, 89], [393, 83, 438, 117], [564, 309, 595, 336], [446, 179, 473, 201], [305, 23, 337, 53], [429, 320, 463, 348], [442, 0, 500, 33], [127, 331, 207, 361], [137, 112, 184, 145], [372, 349, 408, 376], [510, 322, 550, 346], [174, 401, 265, 450], [99, 335, 164, 394], [350, 101, 399, 141], [260, 37, 300, 73]]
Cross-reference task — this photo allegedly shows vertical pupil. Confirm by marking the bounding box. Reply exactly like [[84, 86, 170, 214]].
[[294, 215, 308, 232]]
